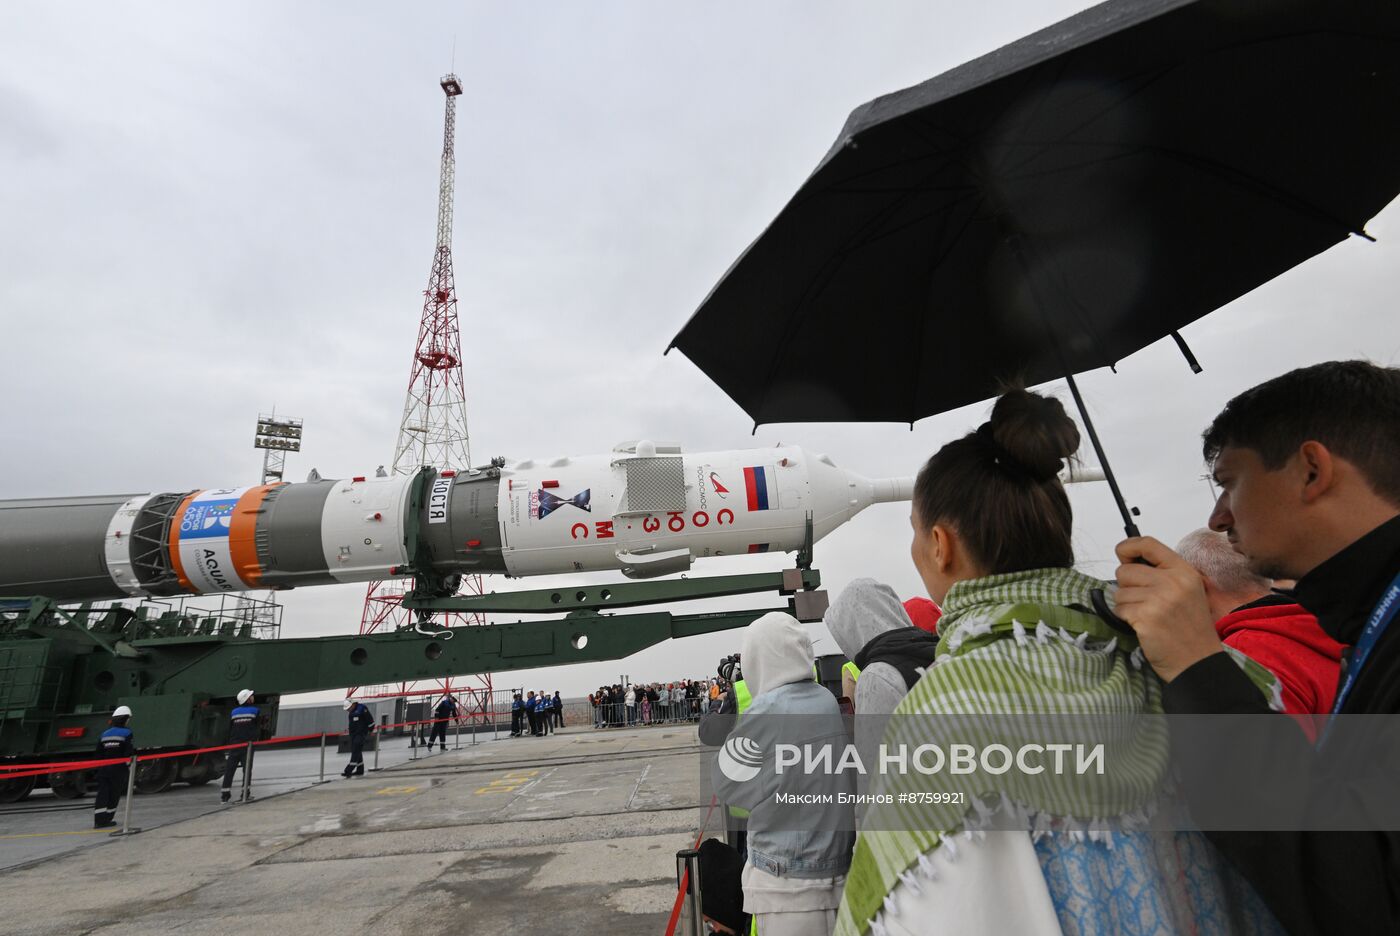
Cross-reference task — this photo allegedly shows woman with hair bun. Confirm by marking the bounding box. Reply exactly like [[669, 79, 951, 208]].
[[835, 388, 1284, 936]]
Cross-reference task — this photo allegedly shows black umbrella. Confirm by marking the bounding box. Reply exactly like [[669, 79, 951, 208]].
[[669, 0, 1400, 540]]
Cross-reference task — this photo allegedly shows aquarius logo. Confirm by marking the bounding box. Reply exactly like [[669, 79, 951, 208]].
[[180, 500, 238, 539], [717, 735, 763, 782]]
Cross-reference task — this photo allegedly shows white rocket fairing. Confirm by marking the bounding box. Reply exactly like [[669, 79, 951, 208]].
[[0, 442, 913, 604], [495, 441, 910, 577]]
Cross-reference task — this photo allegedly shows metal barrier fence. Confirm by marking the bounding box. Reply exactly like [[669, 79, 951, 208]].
[[400, 687, 523, 743], [588, 697, 716, 729], [0, 710, 501, 837]]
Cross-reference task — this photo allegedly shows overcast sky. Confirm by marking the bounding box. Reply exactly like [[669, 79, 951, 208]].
[[3, 1, 1398, 703]]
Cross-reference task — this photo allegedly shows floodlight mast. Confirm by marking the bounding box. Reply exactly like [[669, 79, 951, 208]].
[[253, 413, 303, 485]]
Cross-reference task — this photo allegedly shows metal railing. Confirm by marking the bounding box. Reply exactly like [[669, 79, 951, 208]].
[[588, 697, 712, 729]]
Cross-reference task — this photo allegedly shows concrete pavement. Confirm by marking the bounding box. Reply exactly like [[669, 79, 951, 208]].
[[0, 732, 442, 870], [0, 725, 710, 935]]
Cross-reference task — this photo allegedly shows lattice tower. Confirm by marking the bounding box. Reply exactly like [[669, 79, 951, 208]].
[[352, 74, 492, 721]]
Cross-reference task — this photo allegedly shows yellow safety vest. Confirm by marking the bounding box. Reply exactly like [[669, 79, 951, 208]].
[[842, 660, 861, 682], [733, 679, 752, 714], [728, 680, 753, 819]]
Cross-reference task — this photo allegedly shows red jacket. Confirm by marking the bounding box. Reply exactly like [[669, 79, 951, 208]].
[[1215, 600, 1345, 741]]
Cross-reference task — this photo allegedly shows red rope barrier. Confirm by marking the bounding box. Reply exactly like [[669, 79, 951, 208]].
[[0, 711, 489, 780], [0, 756, 128, 773], [0, 759, 130, 781], [138, 742, 251, 762]]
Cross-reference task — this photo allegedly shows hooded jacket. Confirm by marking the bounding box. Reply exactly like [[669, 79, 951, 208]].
[[826, 579, 927, 716], [710, 612, 854, 880], [1214, 595, 1343, 740]]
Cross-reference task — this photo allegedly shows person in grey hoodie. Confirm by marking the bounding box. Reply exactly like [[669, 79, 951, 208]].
[[710, 611, 853, 936], [825, 579, 933, 717], [824, 579, 938, 807]]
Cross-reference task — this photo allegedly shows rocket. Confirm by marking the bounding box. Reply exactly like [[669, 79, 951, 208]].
[[0, 442, 913, 604]]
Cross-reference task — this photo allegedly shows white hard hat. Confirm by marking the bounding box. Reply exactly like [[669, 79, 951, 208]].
[[236, 689, 254, 705], [342, 699, 355, 710], [112, 705, 133, 719]]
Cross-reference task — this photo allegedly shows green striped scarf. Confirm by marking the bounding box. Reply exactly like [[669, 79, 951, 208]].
[[834, 567, 1279, 936]]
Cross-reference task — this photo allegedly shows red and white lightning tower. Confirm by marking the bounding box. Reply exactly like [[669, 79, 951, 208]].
[[352, 74, 492, 720]]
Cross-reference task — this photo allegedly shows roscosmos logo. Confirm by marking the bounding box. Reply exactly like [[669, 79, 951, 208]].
[[709, 471, 729, 498]]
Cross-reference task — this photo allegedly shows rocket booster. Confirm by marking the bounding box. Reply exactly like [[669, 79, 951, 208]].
[[0, 442, 913, 604]]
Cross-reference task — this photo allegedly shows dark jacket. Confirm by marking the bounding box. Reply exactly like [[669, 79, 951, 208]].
[[854, 627, 941, 690], [347, 702, 375, 736], [98, 725, 135, 760], [227, 704, 260, 743], [1163, 513, 1400, 936], [434, 697, 458, 719]]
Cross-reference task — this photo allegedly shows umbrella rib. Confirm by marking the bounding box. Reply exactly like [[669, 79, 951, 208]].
[[813, 151, 965, 194], [909, 193, 987, 424], [752, 164, 979, 421], [832, 188, 983, 254], [996, 49, 1084, 180], [817, 83, 1004, 202], [982, 139, 1372, 241], [1150, 146, 1374, 239], [1042, 243, 1123, 374], [822, 182, 978, 196], [1000, 48, 1183, 180]]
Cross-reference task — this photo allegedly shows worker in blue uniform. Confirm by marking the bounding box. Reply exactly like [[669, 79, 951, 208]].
[[510, 692, 525, 736], [342, 697, 376, 777], [93, 705, 134, 828], [220, 688, 260, 804], [427, 694, 459, 752]]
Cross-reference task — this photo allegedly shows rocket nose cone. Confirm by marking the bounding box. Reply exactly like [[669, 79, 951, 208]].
[[871, 477, 915, 504]]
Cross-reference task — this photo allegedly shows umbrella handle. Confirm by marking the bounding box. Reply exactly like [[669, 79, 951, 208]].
[[1089, 588, 1136, 635]]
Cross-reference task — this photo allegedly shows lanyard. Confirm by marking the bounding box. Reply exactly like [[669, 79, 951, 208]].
[[1320, 569, 1400, 745]]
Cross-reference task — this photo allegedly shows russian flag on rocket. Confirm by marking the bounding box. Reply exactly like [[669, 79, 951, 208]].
[[742, 466, 777, 511]]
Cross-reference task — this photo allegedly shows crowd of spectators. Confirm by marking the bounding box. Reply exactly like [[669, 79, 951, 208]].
[[589, 679, 726, 727]]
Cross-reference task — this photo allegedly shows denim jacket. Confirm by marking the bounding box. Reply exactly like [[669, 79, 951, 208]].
[[710, 680, 855, 879]]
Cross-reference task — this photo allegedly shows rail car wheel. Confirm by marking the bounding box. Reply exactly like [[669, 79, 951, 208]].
[[0, 775, 36, 803], [133, 758, 175, 795], [48, 769, 89, 799], [180, 755, 218, 786]]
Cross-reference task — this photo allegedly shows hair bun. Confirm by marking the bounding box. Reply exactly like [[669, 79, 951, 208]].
[[987, 388, 1080, 481]]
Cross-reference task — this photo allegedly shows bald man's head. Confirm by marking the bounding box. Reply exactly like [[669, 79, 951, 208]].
[[1176, 528, 1273, 620]]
